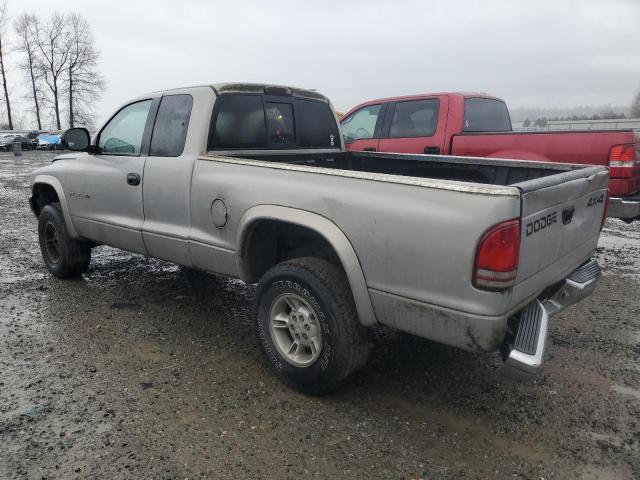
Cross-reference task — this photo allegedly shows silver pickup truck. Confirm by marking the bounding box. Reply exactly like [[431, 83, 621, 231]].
[[30, 83, 607, 394]]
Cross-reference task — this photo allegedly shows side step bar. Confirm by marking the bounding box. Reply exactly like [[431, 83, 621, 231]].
[[500, 259, 601, 380]]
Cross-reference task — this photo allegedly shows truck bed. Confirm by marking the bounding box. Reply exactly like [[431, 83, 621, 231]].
[[194, 150, 607, 354], [227, 150, 591, 187]]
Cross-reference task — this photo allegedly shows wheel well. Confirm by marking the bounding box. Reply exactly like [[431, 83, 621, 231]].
[[31, 183, 60, 217], [241, 220, 343, 283]]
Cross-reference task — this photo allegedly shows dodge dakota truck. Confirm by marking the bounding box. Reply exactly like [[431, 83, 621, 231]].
[[30, 83, 606, 395], [341, 92, 639, 221]]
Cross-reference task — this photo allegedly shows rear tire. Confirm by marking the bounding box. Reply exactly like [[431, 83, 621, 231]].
[[38, 203, 91, 278], [255, 257, 370, 395]]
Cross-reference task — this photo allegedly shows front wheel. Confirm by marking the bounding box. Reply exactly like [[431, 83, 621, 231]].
[[255, 257, 370, 395], [38, 203, 91, 278]]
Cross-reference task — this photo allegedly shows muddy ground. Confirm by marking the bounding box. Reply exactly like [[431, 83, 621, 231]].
[[1, 151, 639, 480]]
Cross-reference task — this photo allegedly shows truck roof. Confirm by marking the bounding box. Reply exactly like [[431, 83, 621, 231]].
[[344, 92, 504, 114], [148, 83, 330, 103]]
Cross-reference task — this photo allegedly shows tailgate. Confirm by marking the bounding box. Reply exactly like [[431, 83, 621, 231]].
[[515, 166, 609, 284]]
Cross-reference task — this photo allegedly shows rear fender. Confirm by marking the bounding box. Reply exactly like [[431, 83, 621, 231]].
[[236, 205, 377, 327]]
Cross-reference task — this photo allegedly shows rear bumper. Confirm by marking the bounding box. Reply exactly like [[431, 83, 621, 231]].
[[608, 195, 640, 222], [500, 259, 600, 380]]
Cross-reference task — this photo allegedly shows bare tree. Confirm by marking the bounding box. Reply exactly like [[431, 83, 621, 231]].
[[14, 13, 42, 130], [0, 1, 13, 130], [34, 12, 69, 130], [632, 90, 640, 118], [64, 14, 104, 129]]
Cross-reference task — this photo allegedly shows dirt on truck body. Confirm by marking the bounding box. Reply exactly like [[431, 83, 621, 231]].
[[1, 151, 640, 479]]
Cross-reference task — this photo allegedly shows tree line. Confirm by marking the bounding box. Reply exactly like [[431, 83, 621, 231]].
[[523, 107, 639, 128], [0, 1, 104, 131]]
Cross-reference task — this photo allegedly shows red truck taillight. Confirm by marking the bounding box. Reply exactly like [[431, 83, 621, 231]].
[[608, 144, 637, 178], [473, 219, 521, 291]]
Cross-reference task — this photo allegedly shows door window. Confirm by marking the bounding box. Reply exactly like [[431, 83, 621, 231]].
[[98, 100, 152, 155], [149, 95, 193, 157], [341, 104, 381, 144], [389, 99, 439, 138]]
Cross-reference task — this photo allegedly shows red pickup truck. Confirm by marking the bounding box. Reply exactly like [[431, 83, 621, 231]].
[[341, 93, 640, 222]]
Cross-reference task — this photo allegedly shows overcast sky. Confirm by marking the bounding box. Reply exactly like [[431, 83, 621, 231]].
[[7, 0, 640, 128]]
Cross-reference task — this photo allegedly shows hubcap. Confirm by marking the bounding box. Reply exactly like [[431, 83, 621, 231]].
[[44, 221, 61, 264], [269, 293, 322, 367]]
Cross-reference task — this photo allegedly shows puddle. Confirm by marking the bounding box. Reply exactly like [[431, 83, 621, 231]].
[[596, 222, 640, 277], [611, 384, 640, 401]]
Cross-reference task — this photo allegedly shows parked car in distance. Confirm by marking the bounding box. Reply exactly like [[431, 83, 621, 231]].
[[30, 83, 607, 394], [341, 92, 640, 222], [37, 133, 63, 150], [30, 132, 49, 147], [0, 134, 36, 151]]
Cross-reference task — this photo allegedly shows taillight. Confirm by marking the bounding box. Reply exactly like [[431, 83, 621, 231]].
[[473, 219, 521, 291], [608, 144, 636, 178]]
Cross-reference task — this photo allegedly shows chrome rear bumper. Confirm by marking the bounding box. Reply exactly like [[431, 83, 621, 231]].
[[608, 195, 640, 222], [500, 259, 601, 380]]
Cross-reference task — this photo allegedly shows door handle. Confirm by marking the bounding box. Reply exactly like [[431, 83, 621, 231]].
[[424, 146, 441, 154], [127, 173, 141, 186], [363, 148, 377, 152]]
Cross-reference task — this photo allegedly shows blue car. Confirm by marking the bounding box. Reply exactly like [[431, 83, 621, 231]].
[[37, 134, 63, 150]]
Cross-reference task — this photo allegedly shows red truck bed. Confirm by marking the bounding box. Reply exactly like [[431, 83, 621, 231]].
[[451, 130, 640, 198]]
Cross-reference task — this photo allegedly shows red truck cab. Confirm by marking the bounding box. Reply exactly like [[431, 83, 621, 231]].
[[341, 93, 640, 222]]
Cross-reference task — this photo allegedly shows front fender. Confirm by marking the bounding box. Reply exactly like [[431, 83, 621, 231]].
[[236, 205, 377, 327], [31, 174, 79, 238]]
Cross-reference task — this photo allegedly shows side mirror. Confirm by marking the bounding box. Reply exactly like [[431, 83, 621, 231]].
[[62, 128, 91, 152]]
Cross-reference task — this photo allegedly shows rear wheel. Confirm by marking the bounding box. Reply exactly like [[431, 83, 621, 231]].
[[38, 203, 91, 278], [255, 257, 370, 395]]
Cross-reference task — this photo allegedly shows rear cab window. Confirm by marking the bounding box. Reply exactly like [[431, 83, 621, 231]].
[[208, 94, 339, 151], [463, 97, 512, 132]]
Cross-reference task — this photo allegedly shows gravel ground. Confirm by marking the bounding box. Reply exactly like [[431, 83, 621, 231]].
[[1, 151, 639, 480]]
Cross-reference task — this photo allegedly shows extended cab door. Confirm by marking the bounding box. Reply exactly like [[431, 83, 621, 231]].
[[141, 92, 196, 265], [341, 103, 385, 152], [378, 96, 448, 155], [65, 98, 157, 254]]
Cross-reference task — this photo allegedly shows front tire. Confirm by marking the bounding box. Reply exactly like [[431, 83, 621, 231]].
[[38, 203, 91, 278], [255, 257, 370, 395]]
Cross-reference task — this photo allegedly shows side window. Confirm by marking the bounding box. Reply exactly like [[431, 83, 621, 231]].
[[296, 99, 340, 148], [98, 100, 152, 155], [340, 104, 381, 143], [149, 95, 193, 157], [265, 102, 295, 144], [209, 94, 266, 149], [389, 99, 439, 138]]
